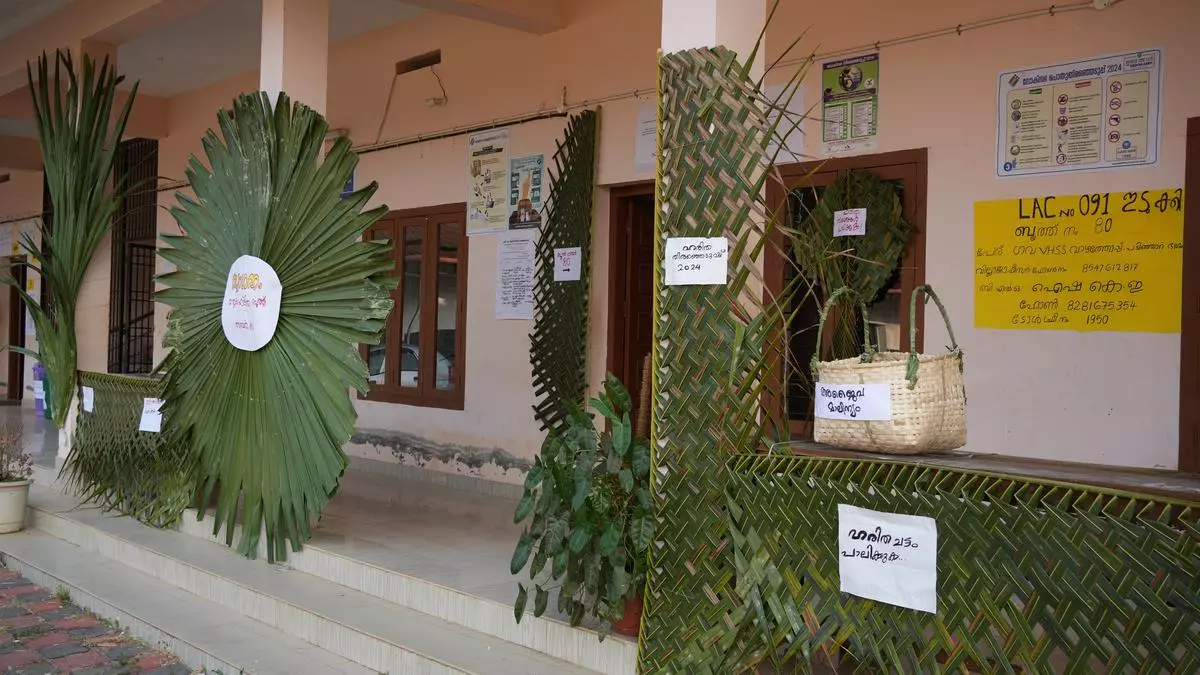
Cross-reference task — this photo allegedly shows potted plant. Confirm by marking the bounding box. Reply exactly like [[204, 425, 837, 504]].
[[0, 428, 33, 533], [510, 374, 655, 640]]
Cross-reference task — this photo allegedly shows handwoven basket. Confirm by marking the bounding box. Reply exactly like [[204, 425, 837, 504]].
[[811, 285, 966, 454]]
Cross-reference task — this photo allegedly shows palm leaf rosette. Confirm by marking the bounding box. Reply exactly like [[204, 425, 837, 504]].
[[158, 92, 395, 561]]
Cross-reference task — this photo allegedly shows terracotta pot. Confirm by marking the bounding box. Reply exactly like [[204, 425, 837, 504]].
[[0, 480, 31, 534], [613, 595, 643, 637]]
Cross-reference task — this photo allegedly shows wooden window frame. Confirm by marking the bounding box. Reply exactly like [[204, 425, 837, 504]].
[[360, 203, 469, 410], [764, 149, 929, 440], [1181, 117, 1200, 473]]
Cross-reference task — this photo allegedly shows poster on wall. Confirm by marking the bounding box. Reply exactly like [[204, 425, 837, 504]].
[[763, 82, 806, 162], [508, 154, 544, 230], [14, 219, 36, 255], [466, 128, 510, 235], [974, 188, 1183, 333], [996, 49, 1162, 177], [495, 231, 536, 320], [0, 224, 11, 257], [634, 102, 656, 173], [821, 53, 878, 156]]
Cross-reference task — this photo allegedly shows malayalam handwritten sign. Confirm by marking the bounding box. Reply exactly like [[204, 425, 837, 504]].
[[664, 237, 728, 286], [221, 255, 283, 351], [815, 382, 891, 420], [833, 208, 866, 237], [82, 386, 95, 413], [974, 189, 1183, 332], [553, 247, 582, 282], [838, 504, 937, 613], [139, 398, 164, 433]]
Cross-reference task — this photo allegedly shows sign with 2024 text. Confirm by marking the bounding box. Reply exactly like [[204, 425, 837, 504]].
[[664, 237, 728, 286], [815, 382, 891, 420], [839, 504, 937, 613], [221, 255, 283, 351]]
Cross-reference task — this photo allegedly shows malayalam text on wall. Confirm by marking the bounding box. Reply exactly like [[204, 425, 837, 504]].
[[974, 189, 1183, 333]]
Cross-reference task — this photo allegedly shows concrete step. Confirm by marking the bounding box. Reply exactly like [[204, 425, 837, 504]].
[[0, 529, 374, 675], [25, 487, 601, 675]]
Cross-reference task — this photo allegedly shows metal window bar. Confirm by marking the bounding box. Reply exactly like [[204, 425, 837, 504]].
[[108, 138, 159, 374]]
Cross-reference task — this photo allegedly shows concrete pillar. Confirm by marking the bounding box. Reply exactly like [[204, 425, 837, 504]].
[[260, 0, 329, 114], [661, 0, 765, 76]]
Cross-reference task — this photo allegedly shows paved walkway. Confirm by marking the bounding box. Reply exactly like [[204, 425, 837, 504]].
[[0, 568, 190, 675]]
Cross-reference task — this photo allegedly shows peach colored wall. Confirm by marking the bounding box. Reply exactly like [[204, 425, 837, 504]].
[[0, 169, 44, 402]]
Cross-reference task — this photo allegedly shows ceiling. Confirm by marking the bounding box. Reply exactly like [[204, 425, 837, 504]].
[[0, 0, 75, 43]]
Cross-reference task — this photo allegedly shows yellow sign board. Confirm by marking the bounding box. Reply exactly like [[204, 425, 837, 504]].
[[975, 189, 1184, 332]]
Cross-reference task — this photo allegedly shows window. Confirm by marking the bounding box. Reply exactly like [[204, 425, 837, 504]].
[[108, 138, 159, 374], [361, 204, 468, 409]]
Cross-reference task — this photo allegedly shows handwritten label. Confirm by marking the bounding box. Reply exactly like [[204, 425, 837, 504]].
[[833, 208, 867, 237], [554, 247, 582, 282], [664, 237, 728, 286], [82, 386, 95, 413], [838, 504, 937, 613], [221, 255, 283, 351], [139, 398, 164, 433], [815, 382, 891, 420], [496, 231, 536, 319], [975, 189, 1183, 332]]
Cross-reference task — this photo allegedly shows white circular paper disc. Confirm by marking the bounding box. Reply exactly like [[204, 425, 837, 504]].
[[221, 255, 283, 352]]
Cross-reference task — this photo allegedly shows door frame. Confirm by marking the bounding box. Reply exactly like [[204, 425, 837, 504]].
[[605, 181, 656, 397], [5, 258, 25, 402], [1180, 117, 1199, 473]]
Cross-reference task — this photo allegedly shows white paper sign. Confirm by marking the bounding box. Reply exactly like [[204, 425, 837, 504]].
[[82, 386, 95, 413], [32, 380, 43, 401], [763, 83, 806, 162], [664, 237, 728, 286], [221, 255, 283, 352], [553, 247, 582, 282], [838, 504, 937, 613], [634, 103, 656, 172], [815, 382, 891, 421], [496, 231, 536, 320], [139, 397, 164, 433], [833, 208, 867, 237]]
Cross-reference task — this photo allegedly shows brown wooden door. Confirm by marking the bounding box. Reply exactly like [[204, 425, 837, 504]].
[[607, 184, 656, 432], [4, 259, 24, 402], [1180, 117, 1199, 472]]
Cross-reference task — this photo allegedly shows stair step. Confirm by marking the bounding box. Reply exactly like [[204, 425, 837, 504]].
[[26, 487, 601, 675], [0, 529, 374, 675]]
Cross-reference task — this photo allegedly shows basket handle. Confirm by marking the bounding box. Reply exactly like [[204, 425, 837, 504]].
[[810, 286, 872, 382], [905, 284, 957, 389]]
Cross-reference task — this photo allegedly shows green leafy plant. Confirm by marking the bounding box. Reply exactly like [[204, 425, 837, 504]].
[[157, 92, 395, 561], [510, 374, 654, 640], [5, 51, 138, 428]]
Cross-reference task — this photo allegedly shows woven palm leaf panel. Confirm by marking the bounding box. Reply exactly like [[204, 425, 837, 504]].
[[640, 47, 780, 672], [64, 371, 192, 528], [713, 453, 1200, 674], [530, 110, 599, 431]]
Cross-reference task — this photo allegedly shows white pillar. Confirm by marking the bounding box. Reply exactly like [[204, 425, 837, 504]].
[[260, 0, 330, 115], [661, 0, 766, 76]]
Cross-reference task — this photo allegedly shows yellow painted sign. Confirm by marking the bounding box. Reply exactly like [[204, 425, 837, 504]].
[[975, 189, 1184, 332]]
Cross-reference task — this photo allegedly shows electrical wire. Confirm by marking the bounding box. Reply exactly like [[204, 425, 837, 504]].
[[430, 65, 448, 104], [373, 73, 399, 144]]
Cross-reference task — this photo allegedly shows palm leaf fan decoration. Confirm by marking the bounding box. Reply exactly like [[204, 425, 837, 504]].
[[157, 92, 395, 561], [6, 51, 137, 429]]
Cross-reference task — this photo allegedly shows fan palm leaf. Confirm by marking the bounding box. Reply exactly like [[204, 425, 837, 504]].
[[158, 92, 395, 561]]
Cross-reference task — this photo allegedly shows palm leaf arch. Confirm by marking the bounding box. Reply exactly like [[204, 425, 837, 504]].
[[158, 92, 395, 561]]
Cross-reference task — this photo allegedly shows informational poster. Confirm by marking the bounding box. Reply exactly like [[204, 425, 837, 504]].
[[822, 53, 878, 156], [221, 255, 283, 351], [82, 386, 95, 413], [14, 220, 35, 256], [997, 49, 1161, 177], [0, 224, 12, 257], [664, 237, 728, 286], [815, 382, 891, 421], [553, 247, 582, 282], [763, 82, 806, 162], [833, 208, 867, 237], [495, 231, 536, 320], [508, 154, 544, 230], [974, 189, 1183, 332], [839, 504, 937, 613], [139, 398, 164, 433], [467, 128, 510, 235], [634, 103, 656, 172]]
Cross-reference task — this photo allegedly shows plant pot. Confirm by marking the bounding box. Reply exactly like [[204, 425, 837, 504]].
[[613, 595, 643, 637], [0, 480, 31, 534]]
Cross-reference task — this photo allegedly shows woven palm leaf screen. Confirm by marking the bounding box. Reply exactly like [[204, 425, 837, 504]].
[[157, 92, 395, 561]]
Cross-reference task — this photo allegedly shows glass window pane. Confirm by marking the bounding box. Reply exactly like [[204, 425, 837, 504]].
[[398, 225, 423, 389], [368, 229, 390, 385], [434, 221, 460, 391]]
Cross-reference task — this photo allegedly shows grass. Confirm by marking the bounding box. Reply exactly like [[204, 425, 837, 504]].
[[53, 585, 70, 604]]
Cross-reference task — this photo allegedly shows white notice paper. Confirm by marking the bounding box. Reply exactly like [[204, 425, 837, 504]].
[[553, 247, 582, 282], [221, 255, 283, 352], [139, 398, 164, 433], [496, 231, 536, 320], [815, 382, 892, 421], [82, 386, 95, 413], [664, 237, 728, 286], [634, 103, 656, 172], [838, 504, 937, 613], [763, 83, 806, 162], [32, 381, 43, 402], [833, 208, 867, 237]]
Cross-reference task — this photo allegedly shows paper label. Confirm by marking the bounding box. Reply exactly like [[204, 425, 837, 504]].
[[815, 382, 892, 421], [82, 386, 95, 413], [139, 398, 164, 433], [833, 208, 867, 237], [634, 103, 656, 172], [221, 255, 283, 352], [664, 237, 728, 286], [496, 231, 536, 319], [553, 247, 582, 282], [838, 504, 937, 613], [32, 380, 43, 401]]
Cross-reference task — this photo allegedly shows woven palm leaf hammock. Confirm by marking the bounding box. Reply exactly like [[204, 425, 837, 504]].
[[157, 92, 395, 561]]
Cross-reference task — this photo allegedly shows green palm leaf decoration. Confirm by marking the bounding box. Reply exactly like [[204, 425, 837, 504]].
[[6, 51, 137, 429], [158, 92, 395, 561]]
